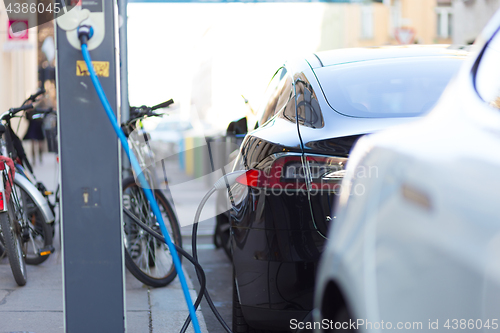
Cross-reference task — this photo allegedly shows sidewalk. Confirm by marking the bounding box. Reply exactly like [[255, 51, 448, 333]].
[[0, 152, 212, 333]]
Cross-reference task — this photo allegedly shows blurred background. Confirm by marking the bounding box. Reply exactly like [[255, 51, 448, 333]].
[[125, 0, 457, 132], [0, 0, 499, 167]]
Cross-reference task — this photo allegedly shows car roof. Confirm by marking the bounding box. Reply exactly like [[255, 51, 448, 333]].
[[308, 45, 469, 69]]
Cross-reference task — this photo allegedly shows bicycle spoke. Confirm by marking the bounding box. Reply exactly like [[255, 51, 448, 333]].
[[122, 176, 180, 287]]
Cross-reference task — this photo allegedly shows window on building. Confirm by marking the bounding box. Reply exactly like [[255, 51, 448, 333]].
[[361, 5, 374, 39], [436, 7, 452, 39], [390, 0, 401, 37], [448, 13, 453, 38]]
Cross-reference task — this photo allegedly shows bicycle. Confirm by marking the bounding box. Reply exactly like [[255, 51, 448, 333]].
[[0, 90, 55, 278], [22, 97, 182, 287], [121, 99, 182, 287], [0, 150, 27, 285]]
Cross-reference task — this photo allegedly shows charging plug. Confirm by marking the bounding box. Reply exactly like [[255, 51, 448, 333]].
[[56, 3, 104, 50], [77, 25, 94, 45]]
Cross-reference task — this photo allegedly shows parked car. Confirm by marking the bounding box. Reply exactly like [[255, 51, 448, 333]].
[[313, 12, 500, 333], [223, 45, 468, 332]]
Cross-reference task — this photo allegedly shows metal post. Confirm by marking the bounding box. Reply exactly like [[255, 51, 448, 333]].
[[55, 1, 126, 332], [118, 0, 131, 175], [119, 0, 129, 123]]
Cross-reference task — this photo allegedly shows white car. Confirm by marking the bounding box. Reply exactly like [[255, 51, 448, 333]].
[[313, 9, 500, 333]]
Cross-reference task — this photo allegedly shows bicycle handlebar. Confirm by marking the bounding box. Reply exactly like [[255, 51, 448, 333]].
[[23, 88, 46, 105], [151, 99, 174, 111], [0, 103, 33, 121], [127, 99, 174, 126], [9, 104, 34, 114]]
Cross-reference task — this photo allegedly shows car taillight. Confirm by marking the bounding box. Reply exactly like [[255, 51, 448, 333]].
[[235, 153, 347, 191], [235, 169, 260, 187], [304, 155, 346, 191]]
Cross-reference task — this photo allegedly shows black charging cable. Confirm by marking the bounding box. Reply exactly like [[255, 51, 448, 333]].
[[126, 171, 246, 333], [181, 172, 245, 333]]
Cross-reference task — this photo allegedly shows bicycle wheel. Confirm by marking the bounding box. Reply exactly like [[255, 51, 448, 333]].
[[14, 183, 53, 265], [0, 198, 27, 286], [122, 176, 181, 287]]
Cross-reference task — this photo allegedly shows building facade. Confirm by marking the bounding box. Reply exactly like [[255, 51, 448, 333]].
[[319, 0, 442, 51], [452, 0, 500, 44], [0, 1, 38, 115]]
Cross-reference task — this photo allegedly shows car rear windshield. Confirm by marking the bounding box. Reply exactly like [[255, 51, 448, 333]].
[[315, 56, 464, 118]]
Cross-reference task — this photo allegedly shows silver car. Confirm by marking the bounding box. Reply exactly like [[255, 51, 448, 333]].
[[313, 9, 500, 333]]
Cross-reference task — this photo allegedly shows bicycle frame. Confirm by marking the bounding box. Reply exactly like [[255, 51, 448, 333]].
[[124, 117, 160, 190], [0, 111, 55, 224], [0, 167, 7, 212], [0, 160, 28, 236]]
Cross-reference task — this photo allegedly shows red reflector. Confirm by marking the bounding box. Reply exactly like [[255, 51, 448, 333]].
[[236, 169, 260, 187], [0, 192, 4, 210]]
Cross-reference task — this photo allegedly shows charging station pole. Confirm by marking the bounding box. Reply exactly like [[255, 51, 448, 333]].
[[55, 1, 126, 332]]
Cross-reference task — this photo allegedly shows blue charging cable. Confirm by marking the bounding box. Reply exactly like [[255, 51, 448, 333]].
[[78, 26, 202, 333]]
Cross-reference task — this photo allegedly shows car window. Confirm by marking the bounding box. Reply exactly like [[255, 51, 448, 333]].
[[475, 31, 500, 109], [275, 75, 293, 114], [315, 56, 464, 118], [295, 73, 324, 128], [282, 73, 324, 128], [256, 67, 293, 126]]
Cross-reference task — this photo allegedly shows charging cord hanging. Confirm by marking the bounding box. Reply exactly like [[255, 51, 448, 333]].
[[78, 26, 202, 333]]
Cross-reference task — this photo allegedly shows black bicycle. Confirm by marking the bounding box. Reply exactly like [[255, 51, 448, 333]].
[[0, 90, 55, 285], [30, 98, 181, 287], [121, 99, 182, 287]]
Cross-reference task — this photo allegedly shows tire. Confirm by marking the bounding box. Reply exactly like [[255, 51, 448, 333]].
[[14, 183, 53, 265], [323, 306, 355, 333], [233, 270, 250, 333], [0, 204, 27, 286], [0, 237, 5, 258], [122, 176, 182, 287]]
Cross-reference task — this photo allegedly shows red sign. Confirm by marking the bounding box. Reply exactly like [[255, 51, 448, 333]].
[[7, 20, 29, 40], [395, 27, 415, 45]]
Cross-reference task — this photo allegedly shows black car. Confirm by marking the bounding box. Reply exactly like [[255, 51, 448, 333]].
[[217, 45, 467, 332]]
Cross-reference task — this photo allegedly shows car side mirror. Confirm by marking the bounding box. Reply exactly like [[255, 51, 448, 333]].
[[226, 117, 248, 137]]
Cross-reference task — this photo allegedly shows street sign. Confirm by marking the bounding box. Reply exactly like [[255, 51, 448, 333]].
[[395, 27, 416, 45], [7, 19, 29, 40]]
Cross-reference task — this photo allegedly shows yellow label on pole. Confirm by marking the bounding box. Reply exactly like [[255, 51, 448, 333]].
[[76, 60, 110, 77]]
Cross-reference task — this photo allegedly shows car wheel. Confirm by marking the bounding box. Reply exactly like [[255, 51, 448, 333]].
[[233, 270, 253, 333], [322, 306, 356, 333]]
